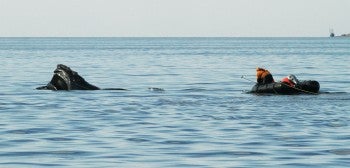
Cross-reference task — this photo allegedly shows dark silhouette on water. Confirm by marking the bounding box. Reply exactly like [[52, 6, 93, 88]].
[[329, 29, 350, 38], [37, 64, 126, 91], [243, 67, 320, 95], [330, 29, 335, 37]]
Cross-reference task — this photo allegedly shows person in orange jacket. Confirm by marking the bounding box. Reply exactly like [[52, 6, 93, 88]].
[[281, 74, 299, 87], [256, 67, 275, 85]]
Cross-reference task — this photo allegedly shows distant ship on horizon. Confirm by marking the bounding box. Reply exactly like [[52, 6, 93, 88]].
[[329, 29, 350, 37]]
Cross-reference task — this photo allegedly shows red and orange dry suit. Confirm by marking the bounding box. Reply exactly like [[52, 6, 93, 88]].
[[281, 77, 295, 87]]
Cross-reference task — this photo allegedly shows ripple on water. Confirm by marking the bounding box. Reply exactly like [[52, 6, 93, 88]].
[[6, 128, 51, 134], [326, 149, 350, 155], [179, 150, 268, 158], [0, 162, 65, 167], [0, 150, 94, 157]]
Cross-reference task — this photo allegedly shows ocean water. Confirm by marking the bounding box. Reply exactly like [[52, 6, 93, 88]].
[[0, 37, 350, 167]]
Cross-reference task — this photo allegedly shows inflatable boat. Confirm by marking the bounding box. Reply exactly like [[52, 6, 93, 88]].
[[250, 80, 320, 94]]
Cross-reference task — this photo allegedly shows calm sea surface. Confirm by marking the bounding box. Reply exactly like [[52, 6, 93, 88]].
[[0, 37, 350, 167]]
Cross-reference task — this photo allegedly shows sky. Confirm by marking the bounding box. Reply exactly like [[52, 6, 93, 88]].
[[0, 0, 349, 37]]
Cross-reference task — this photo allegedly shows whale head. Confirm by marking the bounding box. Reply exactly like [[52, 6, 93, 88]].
[[37, 64, 100, 90]]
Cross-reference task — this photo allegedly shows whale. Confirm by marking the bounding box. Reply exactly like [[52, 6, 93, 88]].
[[36, 64, 125, 91]]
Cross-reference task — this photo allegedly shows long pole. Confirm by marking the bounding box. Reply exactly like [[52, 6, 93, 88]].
[[241, 75, 257, 84]]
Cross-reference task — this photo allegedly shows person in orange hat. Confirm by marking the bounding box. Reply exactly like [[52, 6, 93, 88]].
[[256, 67, 275, 85]]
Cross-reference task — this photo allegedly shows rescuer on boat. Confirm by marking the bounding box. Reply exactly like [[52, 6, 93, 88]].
[[281, 74, 300, 87], [256, 67, 274, 84]]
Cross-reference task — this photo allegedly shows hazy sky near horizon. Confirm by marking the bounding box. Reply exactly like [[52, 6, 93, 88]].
[[0, 0, 349, 37]]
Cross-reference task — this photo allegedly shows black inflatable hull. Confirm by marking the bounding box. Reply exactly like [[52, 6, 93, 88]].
[[250, 80, 320, 94]]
